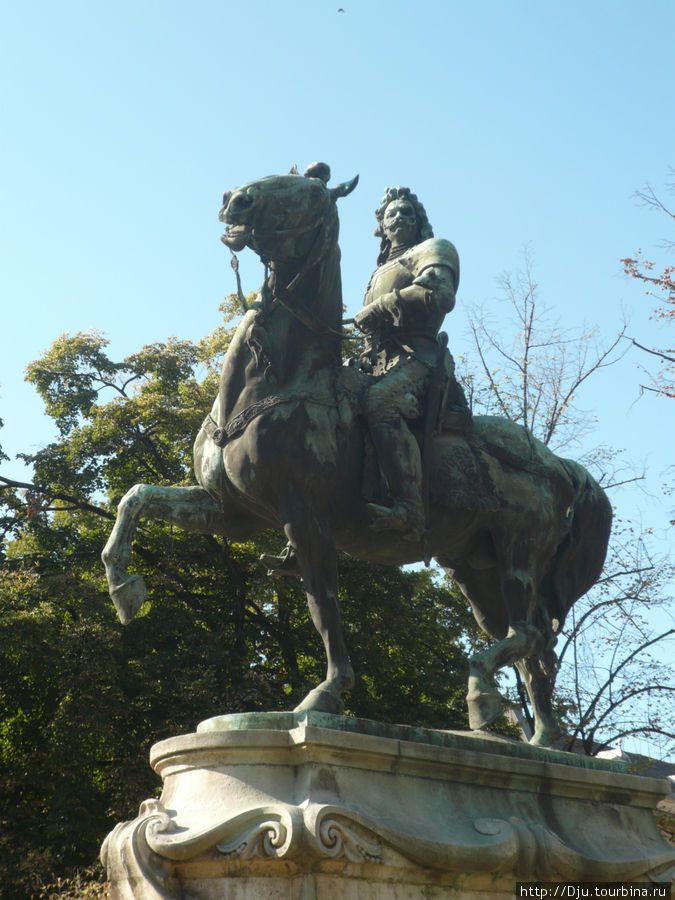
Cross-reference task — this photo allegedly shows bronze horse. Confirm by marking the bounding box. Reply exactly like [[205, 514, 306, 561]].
[[102, 166, 611, 746]]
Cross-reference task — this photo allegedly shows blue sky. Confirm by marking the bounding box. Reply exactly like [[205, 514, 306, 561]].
[[1, 1, 673, 747], [3, 0, 672, 512]]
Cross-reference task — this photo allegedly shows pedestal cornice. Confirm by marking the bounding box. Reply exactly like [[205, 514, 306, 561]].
[[102, 712, 675, 899]]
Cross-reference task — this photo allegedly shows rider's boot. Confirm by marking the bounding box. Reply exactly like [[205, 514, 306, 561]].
[[366, 421, 426, 543], [441, 376, 473, 432]]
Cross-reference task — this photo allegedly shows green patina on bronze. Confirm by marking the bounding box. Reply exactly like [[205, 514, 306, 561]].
[[354, 186, 471, 546], [102, 163, 612, 748], [195, 711, 629, 773]]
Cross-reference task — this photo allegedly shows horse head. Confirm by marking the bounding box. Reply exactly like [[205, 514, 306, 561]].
[[219, 163, 358, 268]]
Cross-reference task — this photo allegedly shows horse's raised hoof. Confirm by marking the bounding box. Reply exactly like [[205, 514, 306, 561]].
[[293, 682, 344, 716], [110, 575, 148, 625], [466, 676, 503, 731]]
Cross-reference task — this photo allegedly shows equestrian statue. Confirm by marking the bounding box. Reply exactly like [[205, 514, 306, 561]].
[[102, 163, 612, 747]]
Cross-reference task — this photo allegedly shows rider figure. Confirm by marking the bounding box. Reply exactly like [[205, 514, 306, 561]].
[[262, 185, 469, 574], [354, 186, 469, 542]]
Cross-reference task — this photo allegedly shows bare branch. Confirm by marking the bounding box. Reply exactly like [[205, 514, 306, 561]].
[[593, 727, 675, 756], [634, 182, 675, 219], [543, 327, 629, 444], [468, 320, 514, 420], [602, 475, 645, 490], [0, 475, 115, 520], [630, 338, 675, 365], [594, 565, 655, 586], [638, 383, 675, 399], [590, 685, 675, 734], [557, 595, 631, 666], [569, 629, 675, 743]]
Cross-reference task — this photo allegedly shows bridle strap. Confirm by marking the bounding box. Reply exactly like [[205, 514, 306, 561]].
[[231, 204, 355, 341], [270, 216, 353, 341]]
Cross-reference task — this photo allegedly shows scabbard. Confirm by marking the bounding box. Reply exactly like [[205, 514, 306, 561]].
[[421, 344, 446, 565]]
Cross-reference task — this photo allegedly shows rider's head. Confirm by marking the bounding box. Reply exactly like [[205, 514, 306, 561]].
[[374, 187, 433, 265]]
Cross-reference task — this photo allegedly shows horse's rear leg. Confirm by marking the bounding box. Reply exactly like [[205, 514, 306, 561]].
[[102, 484, 229, 624], [464, 569, 540, 731], [515, 652, 561, 746], [284, 510, 354, 715]]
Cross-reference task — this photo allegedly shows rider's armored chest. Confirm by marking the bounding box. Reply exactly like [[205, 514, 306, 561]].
[[363, 252, 417, 306]]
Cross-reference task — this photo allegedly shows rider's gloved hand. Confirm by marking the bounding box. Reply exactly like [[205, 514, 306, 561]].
[[354, 292, 401, 332]]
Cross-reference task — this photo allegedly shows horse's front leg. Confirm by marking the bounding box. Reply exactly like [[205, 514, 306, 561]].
[[102, 484, 229, 624], [283, 508, 354, 715]]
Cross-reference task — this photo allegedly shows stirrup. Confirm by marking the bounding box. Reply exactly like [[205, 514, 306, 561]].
[[259, 543, 302, 578]]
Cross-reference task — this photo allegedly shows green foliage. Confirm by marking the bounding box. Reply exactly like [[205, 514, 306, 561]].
[[0, 417, 8, 464], [339, 559, 475, 728], [33, 865, 109, 899], [0, 298, 482, 898], [25, 331, 120, 435]]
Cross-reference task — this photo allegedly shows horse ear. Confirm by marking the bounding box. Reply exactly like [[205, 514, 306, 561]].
[[288, 164, 299, 175], [330, 174, 359, 200]]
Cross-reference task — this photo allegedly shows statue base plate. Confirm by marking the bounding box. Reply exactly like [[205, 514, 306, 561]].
[[102, 712, 675, 898]]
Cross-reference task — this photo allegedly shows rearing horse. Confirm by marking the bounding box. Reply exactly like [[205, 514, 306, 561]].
[[102, 165, 612, 746]]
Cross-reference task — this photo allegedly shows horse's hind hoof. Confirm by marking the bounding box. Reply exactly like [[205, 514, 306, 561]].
[[466, 678, 503, 730], [294, 684, 344, 716], [110, 575, 148, 624], [530, 725, 561, 748]]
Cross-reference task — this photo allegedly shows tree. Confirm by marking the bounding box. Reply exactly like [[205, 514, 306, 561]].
[[464, 252, 629, 453], [556, 525, 675, 758], [0, 300, 481, 898], [622, 170, 675, 399], [460, 257, 675, 760]]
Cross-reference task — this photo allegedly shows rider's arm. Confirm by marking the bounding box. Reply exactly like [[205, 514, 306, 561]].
[[400, 263, 456, 315], [355, 264, 456, 330]]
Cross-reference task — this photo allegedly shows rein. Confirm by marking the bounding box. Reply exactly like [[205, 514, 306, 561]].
[[230, 209, 355, 341], [272, 270, 350, 342]]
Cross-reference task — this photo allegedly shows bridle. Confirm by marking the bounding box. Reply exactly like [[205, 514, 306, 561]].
[[228, 199, 354, 342]]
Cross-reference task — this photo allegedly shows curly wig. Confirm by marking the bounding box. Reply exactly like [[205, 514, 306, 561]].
[[374, 186, 434, 265]]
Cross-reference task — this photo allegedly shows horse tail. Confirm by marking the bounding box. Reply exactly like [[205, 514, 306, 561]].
[[539, 460, 613, 649]]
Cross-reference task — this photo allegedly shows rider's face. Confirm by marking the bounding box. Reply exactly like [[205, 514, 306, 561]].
[[383, 200, 417, 250]]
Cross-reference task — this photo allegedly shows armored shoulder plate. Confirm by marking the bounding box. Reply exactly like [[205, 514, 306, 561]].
[[413, 238, 460, 292]]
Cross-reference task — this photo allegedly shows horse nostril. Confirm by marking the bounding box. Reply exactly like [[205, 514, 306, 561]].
[[222, 190, 232, 208]]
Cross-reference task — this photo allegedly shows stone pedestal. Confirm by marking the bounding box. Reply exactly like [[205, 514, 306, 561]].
[[102, 713, 675, 898]]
